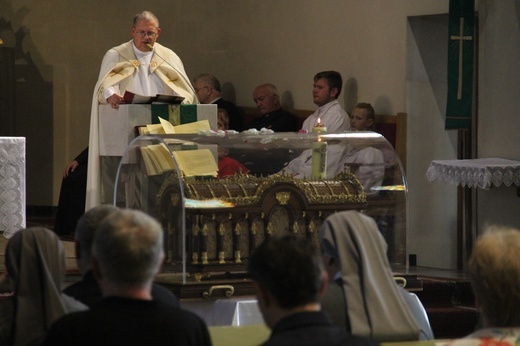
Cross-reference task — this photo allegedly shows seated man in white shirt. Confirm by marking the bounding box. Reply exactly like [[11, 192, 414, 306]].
[[301, 71, 350, 133]]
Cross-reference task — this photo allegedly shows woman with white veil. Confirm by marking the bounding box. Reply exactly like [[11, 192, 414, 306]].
[[320, 211, 433, 342]]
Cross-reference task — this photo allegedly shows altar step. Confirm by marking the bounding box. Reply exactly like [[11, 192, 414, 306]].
[[416, 277, 478, 339]]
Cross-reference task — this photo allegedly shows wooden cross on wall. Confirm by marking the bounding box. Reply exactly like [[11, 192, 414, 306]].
[[451, 17, 473, 100]]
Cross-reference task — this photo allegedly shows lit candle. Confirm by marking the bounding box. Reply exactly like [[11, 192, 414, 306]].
[[312, 118, 327, 133], [311, 138, 328, 179]]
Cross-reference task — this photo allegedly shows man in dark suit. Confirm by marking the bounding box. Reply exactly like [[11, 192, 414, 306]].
[[45, 209, 210, 346], [250, 83, 297, 132], [248, 235, 378, 346], [193, 73, 242, 131]]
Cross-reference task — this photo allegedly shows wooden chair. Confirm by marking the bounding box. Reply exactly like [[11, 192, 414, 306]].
[[375, 113, 407, 172]]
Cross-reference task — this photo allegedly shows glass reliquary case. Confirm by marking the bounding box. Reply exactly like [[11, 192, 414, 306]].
[[114, 131, 408, 296]]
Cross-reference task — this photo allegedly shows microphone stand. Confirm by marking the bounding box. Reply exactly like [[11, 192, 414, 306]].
[[146, 43, 199, 104]]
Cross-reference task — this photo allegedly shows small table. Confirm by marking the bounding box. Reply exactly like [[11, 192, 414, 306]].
[[426, 158, 520, 189], [0, 137, 26, 238], [426, 158, 520, 269]]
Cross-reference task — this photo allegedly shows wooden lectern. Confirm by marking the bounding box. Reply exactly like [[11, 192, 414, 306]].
[[98, 104, 218, 156], [97, 104, 217, 204]]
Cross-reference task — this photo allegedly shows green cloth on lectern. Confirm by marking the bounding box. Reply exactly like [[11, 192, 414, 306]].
[[180, 104, 197, 124], [151, 104, 170, 124], [150, 104, 212, 126], [166, 104, 198, 126]]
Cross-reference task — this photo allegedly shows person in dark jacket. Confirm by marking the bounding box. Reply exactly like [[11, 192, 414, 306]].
[[248, 234, 378, 346], [63, 205, 179, 308], [44, 209, 210, 346]]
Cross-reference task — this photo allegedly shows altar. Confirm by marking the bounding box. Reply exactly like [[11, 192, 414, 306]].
[[0, 137, 26, 238]]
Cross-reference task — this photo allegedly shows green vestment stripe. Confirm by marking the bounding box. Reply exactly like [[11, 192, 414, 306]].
[[446, 0, 475, 130]]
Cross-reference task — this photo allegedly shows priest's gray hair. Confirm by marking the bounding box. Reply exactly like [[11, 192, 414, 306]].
[[133, 11, 160, 28], [93, 209, 164, 287]]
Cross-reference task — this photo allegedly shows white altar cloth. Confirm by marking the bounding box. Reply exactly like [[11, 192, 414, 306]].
[[0, 137, 26, 238], [181, 297, 263, 327], [426, 158, 520, 189]]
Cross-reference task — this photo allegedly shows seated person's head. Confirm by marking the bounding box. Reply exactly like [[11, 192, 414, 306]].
[[350, 103, 375, 131], [253, 83, 281, 115], [217, 108, 232, 158], [92, 209, 164, 292], [75, 205, 119, 274], [217, 108, 230, 131], [313, 71, 343, 106], [468, 225, 520, 327], [193, 73, 221, 104], [5, 227, 65, 291], [3, 227, 81, 345], [248, 235, 327, 328], [319, 211, 422, 341]]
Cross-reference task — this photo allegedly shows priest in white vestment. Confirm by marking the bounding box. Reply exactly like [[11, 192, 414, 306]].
[[86, 11, 197, 209]]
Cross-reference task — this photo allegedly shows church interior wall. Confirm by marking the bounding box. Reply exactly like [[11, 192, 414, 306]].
[[476, 0, 520, 229], [406, 14, 459, 269], [7, 1, 520, 269]]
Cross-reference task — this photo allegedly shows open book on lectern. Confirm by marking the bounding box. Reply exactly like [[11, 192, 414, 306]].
[[140, 144, 218, 177], [123, 91, 184, 104], [138, 117, 211, 135]]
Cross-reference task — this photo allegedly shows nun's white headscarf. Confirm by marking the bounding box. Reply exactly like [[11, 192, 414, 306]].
[[320, 211, 420, 342], [4, 228, 82, 345]]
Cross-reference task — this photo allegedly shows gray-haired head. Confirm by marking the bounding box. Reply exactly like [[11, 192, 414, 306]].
[[193, 73, 221, 92], [75, 205, 119, 266], [133, 10, 160, 28], [92, 209, 164, 288], [468, 225, 520, 327]]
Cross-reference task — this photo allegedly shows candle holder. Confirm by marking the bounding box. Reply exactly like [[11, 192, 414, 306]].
[[312, 137, 328, 179]]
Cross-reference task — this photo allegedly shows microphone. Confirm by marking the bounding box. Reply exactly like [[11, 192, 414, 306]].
[[146, 43, 199, 103]]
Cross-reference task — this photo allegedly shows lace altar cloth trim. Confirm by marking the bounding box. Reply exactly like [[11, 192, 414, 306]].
[[426, 158, 520, 189], [0, 137, 26, 238]]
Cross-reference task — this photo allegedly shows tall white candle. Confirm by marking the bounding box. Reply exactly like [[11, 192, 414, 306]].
[[311, 138, 328, 179]]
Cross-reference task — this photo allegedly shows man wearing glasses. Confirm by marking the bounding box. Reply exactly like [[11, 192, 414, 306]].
[[85, 10, 197, 209], [193, 73, 242, 131]]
